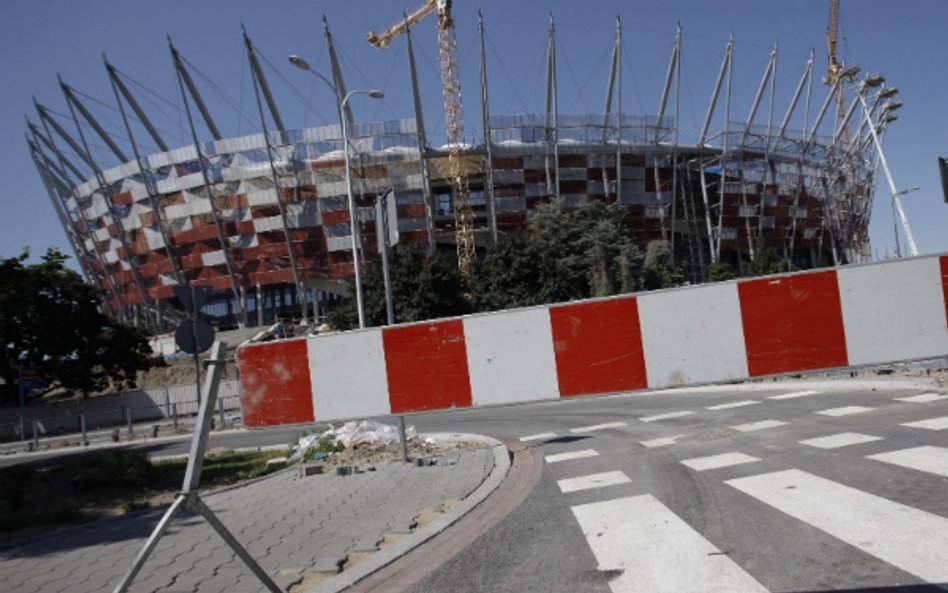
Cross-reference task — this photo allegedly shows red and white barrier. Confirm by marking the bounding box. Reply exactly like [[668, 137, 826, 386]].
[[237, 254, 948, 427]]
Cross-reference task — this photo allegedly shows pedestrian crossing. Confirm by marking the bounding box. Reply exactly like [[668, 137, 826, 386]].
[[520, 385, 948, 592], [726, 469, 948, 587]]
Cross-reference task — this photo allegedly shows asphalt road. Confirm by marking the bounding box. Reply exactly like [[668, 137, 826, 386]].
[[4, 376, 947, 592], [398, 378, 948, 593]]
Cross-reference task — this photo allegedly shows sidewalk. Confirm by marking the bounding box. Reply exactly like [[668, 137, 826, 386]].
[[0, 435, 507, 593]]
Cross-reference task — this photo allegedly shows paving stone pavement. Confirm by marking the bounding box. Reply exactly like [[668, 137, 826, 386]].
[[0, 445, 495, 593]]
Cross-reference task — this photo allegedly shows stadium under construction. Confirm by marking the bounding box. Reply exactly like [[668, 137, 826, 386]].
[[25, 5, 905, 332]]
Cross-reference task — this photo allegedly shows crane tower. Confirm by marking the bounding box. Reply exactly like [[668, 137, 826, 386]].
[[368, 0, 476, 276]]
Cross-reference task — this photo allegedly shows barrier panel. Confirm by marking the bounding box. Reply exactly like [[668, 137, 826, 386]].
[[237, 254, 948, 427]]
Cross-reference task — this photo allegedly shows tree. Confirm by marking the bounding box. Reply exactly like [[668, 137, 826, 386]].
[[706, 261, 737, 282], [327, 244, 470, 330], [743, 237, 794, 277], [469, 200, 643, 311], [642, 240, 684, 290], [0, 248, 160, 405]]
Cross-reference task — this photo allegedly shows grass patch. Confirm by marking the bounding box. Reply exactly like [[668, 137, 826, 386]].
[[0, 448, 289, 537]]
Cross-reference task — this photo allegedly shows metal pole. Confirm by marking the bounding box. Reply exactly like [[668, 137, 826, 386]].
[[856, 89, 918, 256], [127, 408, 134, 436], [218, 395, 226, 427], [342, 93, 366, 330], [172, 403, 179, 430], [398, 415, 409, 463], [19, 376, 26, 443], [377, 193, 395, 326]]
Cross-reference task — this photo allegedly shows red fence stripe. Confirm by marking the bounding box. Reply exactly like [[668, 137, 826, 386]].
[[550, 297, 648, 397], [237, 338, 314, 427], [383, 320, 473, 414], [738, 270, 849, 377]]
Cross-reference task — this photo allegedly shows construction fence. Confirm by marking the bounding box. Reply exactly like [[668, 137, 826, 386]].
[[0, 380, 242, 442]]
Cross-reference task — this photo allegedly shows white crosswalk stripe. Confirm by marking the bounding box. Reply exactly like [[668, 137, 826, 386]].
[[681, 452, 760, 471], [569, 421, 627, 434], [816, 406, 876, 417], [867, 446, 948, 478], [571, 495, 769, 593], [726, 469, 948, 588], [640, 435, 682, 448], [557, 471, 631, 493], [895, 393, 948, 403], [732, 419, 788, 432], [900, 415, 948, 430], [640, 411, 693, 422], [545, 449, 599, 463], [767, 390, 819, 400], [519, 432, 556, 442], [705, 400, 760, 410], [799, 432, 882, 449]]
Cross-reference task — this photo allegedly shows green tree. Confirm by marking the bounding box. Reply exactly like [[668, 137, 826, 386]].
[[743, 237, 794, 277], [0, 248, 161, 405], [706, 261, 737, 282], [327, 244, 470, 330], [642, 240, 684, 290], [469, 200, 643, 311]]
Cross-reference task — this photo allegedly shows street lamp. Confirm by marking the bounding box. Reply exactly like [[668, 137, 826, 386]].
[[288, 55, 384, 329], [855, 81, 918, 257]]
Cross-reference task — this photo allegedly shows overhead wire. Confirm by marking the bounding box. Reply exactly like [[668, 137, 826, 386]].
[[254, 46, 331, 127], [179, 53, 259, 131]]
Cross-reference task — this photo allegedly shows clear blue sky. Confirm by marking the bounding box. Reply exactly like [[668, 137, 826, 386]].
[[1, 0, 945, 269]]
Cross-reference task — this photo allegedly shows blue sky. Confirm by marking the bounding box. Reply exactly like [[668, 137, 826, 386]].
[[1, 0, 945, 269]]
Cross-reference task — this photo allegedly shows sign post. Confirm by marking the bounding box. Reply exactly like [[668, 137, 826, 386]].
[[375, 189, 399, 326], [19, 365, 47, 444], [173, 285, 215, 405]]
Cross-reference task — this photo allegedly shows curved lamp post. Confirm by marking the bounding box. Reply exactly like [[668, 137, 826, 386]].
[[288, 55, 384, 329]]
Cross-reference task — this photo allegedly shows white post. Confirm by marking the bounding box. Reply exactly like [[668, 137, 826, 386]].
[[856, 89, 918, 257]]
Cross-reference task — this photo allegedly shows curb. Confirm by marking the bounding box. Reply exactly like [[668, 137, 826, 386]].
[[304, 433, 511, 593]]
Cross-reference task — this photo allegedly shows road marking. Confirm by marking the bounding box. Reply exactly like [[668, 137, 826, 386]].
[[641, 435, 683, 448], [639, 411, 693, 422], [726, 469, 948, 587], [799, 432, 882, 449], [867, 446, 948, 478], [519, 432, 556, 442], [569, 421, 628, 434], [558, 471, 631, 493], [705, 400, 760, 411], [571, 494, 769, 593], [816, 406, 875, 417], [545, 449, 599, 464], [900, 415, 948, 431], [681, 452, 760, 471], [767, 390, 819, 400], [732, 419, 788, 432], [896, 393, 948, 404]]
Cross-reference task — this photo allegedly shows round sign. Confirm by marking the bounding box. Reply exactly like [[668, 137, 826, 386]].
[[175, 319, 215, 354]]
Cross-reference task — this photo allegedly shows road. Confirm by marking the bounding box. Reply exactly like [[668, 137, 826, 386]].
[[4, 377, 947, 592], [399, 379, 948, 593]]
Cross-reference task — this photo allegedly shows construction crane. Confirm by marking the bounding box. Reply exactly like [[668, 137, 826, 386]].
[[368, 0, 476, 276], [824, 0, 852, 132]]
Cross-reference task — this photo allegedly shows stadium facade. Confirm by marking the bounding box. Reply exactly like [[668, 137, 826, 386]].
[[25, 16, 897, 331]]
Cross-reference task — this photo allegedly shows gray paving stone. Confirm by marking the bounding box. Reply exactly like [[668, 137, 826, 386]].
[[0, 443, 494, 593]]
